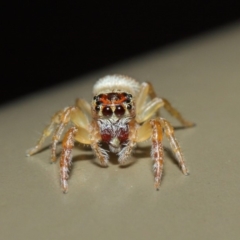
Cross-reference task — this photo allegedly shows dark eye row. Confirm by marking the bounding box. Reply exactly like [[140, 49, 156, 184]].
[[93, 93, 132, 103], [99, 105, 126, 117], [123, 93, 132, 103], [93, 92, 132, 117], [95, 104, 132, 117]]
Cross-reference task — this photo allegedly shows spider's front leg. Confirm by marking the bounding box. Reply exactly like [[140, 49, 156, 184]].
[[137, 118, 188, 189], [150, 119, 164, 189], [60, 126, 78, 193], [136, 120, 164, 189]]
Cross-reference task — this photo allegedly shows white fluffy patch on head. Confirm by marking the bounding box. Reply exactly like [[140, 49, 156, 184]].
[[93, 75, 140, 96]]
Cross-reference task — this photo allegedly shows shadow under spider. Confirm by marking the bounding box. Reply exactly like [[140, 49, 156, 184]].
[[173, 124, 196, 131]]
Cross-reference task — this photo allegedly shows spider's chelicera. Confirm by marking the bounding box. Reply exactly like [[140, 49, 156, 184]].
[[26, 75, 194, 193]]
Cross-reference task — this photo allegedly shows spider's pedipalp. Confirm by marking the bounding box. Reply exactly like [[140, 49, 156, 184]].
[[89, 121, 109, 166], [117, 120, 137, 164]]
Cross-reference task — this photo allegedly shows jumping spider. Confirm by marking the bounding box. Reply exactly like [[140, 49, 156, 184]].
[[26, 75, 194, 193]]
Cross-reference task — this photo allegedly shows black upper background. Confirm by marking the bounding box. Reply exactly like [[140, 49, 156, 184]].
[[2, 1, 240, 105]]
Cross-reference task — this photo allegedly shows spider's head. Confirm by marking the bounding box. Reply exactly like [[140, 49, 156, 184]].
[[92, 92, 135, 120]]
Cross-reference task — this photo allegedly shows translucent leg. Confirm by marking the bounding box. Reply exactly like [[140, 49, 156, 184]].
[[160, 118, 189, 175], [162, 98, 195, 128], [26, 110, 63, 157]]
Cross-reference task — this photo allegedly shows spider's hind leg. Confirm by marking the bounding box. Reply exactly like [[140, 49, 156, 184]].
[[136, 119, 164, 189], [26, 106, 76, 162], [162, 98, 195, 128], [135, 82, 164, 123], [145, 81, 194, 127], [26, 109, 63, 157]]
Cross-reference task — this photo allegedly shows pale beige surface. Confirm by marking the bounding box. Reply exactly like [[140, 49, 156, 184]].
[[1, 22, 240, 240]]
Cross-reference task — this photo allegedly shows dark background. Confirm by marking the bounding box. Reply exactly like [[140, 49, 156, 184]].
[[2, 1, 240, 105]]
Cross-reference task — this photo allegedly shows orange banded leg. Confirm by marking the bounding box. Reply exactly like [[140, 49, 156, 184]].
[[160, 118, 189, 175], [60, 126, 78, 193], [50, 107, 77, 162], [150, 119, 164, 189]]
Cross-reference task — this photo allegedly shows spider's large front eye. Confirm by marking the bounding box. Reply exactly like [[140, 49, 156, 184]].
[[115, 105, 125, 117], [102, 106, 113, 117]]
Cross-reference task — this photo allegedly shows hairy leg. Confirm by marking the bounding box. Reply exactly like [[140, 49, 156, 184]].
[[136, 117, 189, 189], [60, 126, 78, 193], [150, 119, 164, 189], [50, 107, 76, 162]]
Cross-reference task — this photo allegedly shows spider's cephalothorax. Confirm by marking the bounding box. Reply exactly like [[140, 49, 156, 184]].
[[26, 74, 194, 193]]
